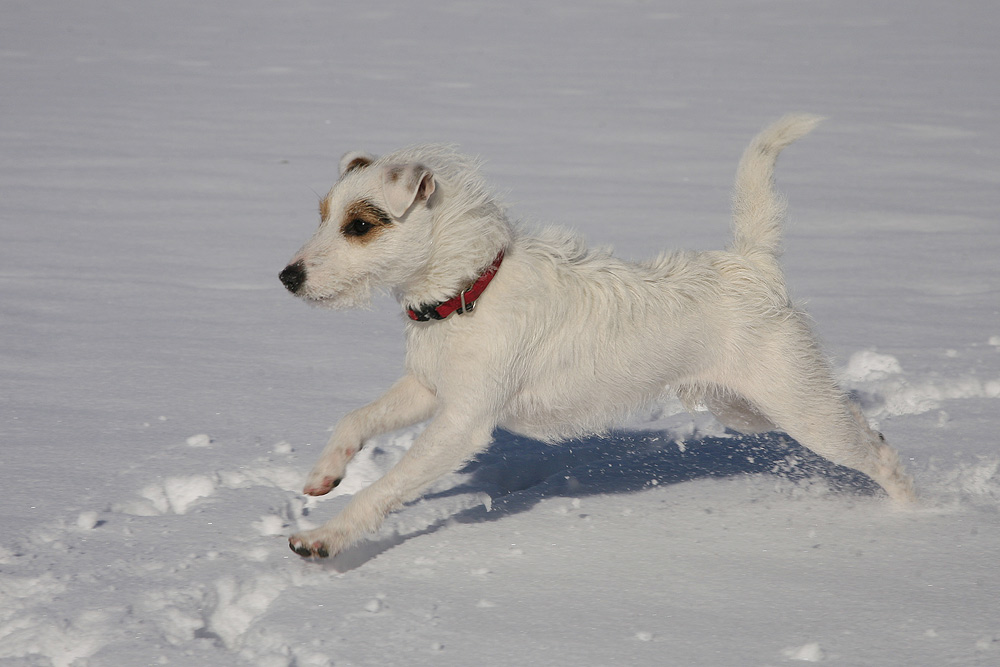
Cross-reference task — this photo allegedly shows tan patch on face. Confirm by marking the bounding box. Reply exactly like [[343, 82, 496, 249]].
[[340, 199, 392, 244], [319, 196, 332, 222]]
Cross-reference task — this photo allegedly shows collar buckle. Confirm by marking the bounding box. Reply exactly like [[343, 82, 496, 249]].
[[458, 290, 474, 315], [406, 249, 504, 322]]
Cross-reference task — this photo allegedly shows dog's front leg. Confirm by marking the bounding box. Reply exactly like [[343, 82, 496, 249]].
[[289, 410, 494, 558], [302, 374, 437, 496]]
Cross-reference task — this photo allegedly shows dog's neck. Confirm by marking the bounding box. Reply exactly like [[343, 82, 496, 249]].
[[405, 249, 505, 322]]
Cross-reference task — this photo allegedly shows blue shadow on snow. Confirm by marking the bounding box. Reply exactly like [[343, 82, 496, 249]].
[[325, 428, 881, 570]]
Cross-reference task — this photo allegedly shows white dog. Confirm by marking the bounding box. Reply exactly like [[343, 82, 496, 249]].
[[279, 114, 916, 559]]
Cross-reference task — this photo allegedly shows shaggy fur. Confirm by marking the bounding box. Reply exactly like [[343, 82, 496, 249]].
[[279, 114, 916, 559]]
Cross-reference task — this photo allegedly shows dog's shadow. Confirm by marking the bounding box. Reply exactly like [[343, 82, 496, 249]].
[[325, 428, 881, 571]]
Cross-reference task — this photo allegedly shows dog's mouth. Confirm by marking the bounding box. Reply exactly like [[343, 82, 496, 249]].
[[296, 284, 375, 311], [279, 260, 377, 310], [293, 289, 342, 307], [306, 294, 352, 308]]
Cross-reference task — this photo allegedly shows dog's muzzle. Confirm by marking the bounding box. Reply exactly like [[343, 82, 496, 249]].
[[279, 260, 307, 294]]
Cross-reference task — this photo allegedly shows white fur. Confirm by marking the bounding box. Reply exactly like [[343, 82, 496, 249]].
[[280, 114, 916, 559]]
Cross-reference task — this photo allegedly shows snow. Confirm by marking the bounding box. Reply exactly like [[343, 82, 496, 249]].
[[783, 642, 825, 662], [2, 0, 999, 665]]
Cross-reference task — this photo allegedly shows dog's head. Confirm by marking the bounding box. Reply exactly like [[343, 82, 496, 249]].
[[279, 151, 440, 309]]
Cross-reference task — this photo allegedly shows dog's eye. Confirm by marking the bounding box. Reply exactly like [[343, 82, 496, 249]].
[[343, 218, 372, 237]]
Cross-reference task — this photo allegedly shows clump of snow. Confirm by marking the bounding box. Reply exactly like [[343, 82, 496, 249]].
[[841, 350, 903, 383], [124, 475, 217, 515], [208, 575, 288, 650], [874, 375, 1000, 419], [975, 635, 998, 651], [163, 476, 216, 514], [252, 515, 287, 536], [783, 642, 825, 662], [935, 457, 1000, 505], [185, 433, 213, 447]]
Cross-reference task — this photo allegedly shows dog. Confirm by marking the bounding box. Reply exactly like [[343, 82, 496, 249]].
[[279, 114, 916, 559]]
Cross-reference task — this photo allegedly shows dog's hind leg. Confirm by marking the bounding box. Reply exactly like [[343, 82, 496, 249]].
[[302, 374, 437, 496], [702, 387, 776, 435], [727, 328, 916, 503]]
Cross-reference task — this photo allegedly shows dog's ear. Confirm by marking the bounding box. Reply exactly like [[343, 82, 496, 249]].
[[339, 151, 375, 177], [382, 163, 436, 219]]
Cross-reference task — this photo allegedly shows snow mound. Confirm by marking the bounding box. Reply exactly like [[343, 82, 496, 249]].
[[840, 350, 1000, 420], [930, 457, 1000, 507], [121, 475, 217, 515], [75, 511, 101, 530]]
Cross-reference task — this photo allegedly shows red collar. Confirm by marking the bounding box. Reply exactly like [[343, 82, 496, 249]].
[[406, 250, 505, 321]]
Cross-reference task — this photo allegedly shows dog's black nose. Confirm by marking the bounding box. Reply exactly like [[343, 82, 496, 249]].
[[279, 261, 307, 294]]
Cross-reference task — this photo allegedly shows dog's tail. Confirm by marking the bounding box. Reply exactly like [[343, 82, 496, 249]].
[[730, 114, 823, 269]]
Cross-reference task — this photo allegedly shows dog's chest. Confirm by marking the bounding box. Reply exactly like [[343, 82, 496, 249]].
[[403, 321, 455, 393]]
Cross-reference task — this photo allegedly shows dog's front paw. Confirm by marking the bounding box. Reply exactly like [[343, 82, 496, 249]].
[[289, 538, 329, 559], [303, 475, 341, 496], [289, 528, 344, 559]]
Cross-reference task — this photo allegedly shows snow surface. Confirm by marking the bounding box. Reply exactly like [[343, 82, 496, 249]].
[[2, 0, 1000, 665]]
